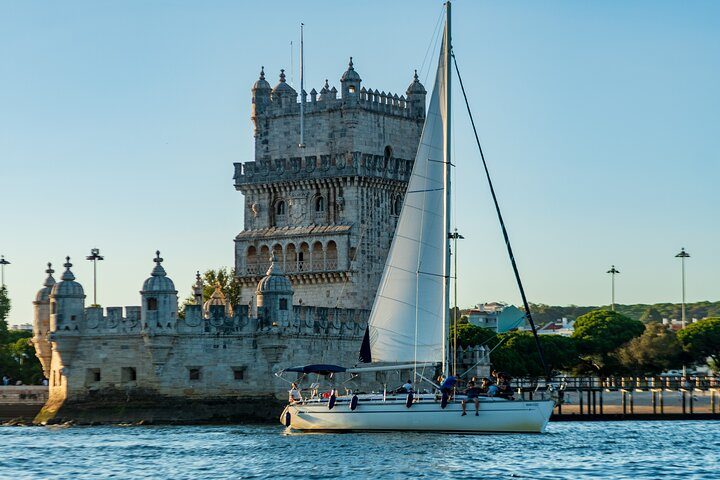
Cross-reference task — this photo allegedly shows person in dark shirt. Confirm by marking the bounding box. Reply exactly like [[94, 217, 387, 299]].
[[461, 381, 481, 416], [438, 375, 457, 396]]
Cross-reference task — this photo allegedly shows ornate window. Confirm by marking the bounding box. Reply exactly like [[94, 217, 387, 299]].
[[279, 298, 288, 311], [276, 200, 286, 215], [315, 196, 325, 212], [147, 298, 158, 311]]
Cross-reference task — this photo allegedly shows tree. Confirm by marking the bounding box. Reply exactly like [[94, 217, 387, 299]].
[[179, 267, 242, 319], [615, 323, 684, 374], [572, 309, 645, 375], [491, 332, 579, 377], [0, 286, 10, 344], [677, 317, 720, 367], [451, 323, 496, 349], [639, 306, 663, 324]]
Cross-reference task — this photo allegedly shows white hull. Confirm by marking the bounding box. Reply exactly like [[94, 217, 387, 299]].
[[281, 395, 554, 433]]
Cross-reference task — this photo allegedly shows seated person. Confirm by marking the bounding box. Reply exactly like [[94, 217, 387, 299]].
[[288, 383, 303, 404], [478, 377, 492, 394], [461, 381, 481, 416], [497, 381, 514, 400], [396, 379, 414, 394]]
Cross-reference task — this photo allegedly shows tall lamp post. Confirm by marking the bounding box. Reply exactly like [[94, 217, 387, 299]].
[[0, 255, 10, 287], [606, 265, 620, 311], [86, 248, 104, 306], [675, 248, 690, 328], [449, 229, 464, 376]]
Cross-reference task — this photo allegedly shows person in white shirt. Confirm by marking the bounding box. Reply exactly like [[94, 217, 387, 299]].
[[289, 383, 303, 404]]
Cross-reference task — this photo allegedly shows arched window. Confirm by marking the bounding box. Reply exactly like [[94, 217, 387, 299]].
[[276, 200, 286, 215], [315, 196, 324, 212], [147, 298, 158, 311], [326, 240, 338, 270], [384, 145, 393, 162], [393, 195, 403, 216]]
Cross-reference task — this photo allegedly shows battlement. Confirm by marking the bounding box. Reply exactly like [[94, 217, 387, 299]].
[[73, 304, 368, 337], [234, 151, 413, 187], [258, 82, 419, 120]]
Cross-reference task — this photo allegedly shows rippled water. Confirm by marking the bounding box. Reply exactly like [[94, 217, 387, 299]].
[[0, 421, 718, 479]]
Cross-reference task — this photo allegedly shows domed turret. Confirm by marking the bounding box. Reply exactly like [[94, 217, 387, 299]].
[[49, 257, 85, 333], [252, 66, 271, 92], [32, 262, 56, 377], [272, 69, 297, 97], [142, 251, 176, 293], [256, 253, 293, 327], [405, 70, 427, 118], [35, 262, 56, 303], [140, 251, 178, 333], [251, 66, 272, 137], [51, 257, 84, 298], [203, 282, 233, 318], [341, 57, 362, 100]]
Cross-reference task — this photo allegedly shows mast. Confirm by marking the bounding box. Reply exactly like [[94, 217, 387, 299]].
[[299, 23, 306, 148], [442, 0, 452, 378]]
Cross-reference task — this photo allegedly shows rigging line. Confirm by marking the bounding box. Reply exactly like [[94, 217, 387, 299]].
[[419, 5, 445, 83], [423, 12, 444, 86], [451, 52, 551, 381]]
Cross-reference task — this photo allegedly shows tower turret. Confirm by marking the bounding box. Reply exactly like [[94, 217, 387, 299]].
[[406, 69, 427, 119], [203, 282, 233, 318], [50, 257, 85, 333], [271, 69, 297, 108], [32, 262, 55, 377], [192, 271, 204, 306], [140, 251, 178, 334], [340, 57, 362, 100], [251, 66, 271, 137], [256, 253, 293, 327]]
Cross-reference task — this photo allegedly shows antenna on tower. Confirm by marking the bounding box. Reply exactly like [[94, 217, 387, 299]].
[[299, 22, 306, 148]]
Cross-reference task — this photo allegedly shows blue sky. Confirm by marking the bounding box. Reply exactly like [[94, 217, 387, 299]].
[[1, 1, 718, 327]]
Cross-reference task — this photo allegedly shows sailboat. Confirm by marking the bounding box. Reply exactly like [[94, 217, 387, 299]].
[[279, 2, 555, 433]]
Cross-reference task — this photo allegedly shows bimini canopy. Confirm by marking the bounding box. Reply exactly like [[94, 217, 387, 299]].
[[282, 364, 347, 375]]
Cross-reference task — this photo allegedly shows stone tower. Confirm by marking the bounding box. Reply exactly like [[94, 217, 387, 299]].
[[234, 59, 426, 310], [32, 262, 55, 377], [140, 251, 178, 334]]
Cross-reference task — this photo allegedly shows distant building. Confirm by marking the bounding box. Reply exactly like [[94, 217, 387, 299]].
[[10, 323, 33, 332], [467, 302, 525, 333], [535, 318, 575, 337]]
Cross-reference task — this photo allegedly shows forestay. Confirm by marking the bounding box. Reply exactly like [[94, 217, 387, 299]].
[[367, 37, 448, 364]]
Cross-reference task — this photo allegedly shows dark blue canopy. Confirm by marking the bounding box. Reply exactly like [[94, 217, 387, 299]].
[[283, 364, 347, 375]]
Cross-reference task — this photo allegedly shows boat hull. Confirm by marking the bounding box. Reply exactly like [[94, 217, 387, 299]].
[[281, 395, 554, 433]]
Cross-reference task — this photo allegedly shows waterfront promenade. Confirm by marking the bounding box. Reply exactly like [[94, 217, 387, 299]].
[[0, 386, 48, 421]]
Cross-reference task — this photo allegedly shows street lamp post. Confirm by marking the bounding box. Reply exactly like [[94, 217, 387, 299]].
[[448, 229, 464, 376], [0, 255, 10, 287], [606, 265, 620, 311], [675, 248, 690, 328], [85, 248, 104, 306]]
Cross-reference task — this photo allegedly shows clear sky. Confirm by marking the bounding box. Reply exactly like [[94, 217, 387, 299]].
[[1, 0, 718, 327]]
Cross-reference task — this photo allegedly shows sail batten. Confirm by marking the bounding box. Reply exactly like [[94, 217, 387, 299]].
[[367, 35, 448, 365]]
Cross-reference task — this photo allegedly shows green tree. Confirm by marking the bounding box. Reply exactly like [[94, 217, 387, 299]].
[[639, 306, 663, 324], [572, 309, 645, 375], [0, 286, 10, 344], [451, 323, 496, 349], [179, 267, 242, 318], [677, 317, 720, 367], [491, 332, 579, 377], [615, 323, 683, 374]]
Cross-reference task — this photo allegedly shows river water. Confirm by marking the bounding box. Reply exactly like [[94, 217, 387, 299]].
[[0, 421, 718, 479]]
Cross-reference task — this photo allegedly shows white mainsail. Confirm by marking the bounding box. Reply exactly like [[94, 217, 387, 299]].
[[367, 37, 448, 364]]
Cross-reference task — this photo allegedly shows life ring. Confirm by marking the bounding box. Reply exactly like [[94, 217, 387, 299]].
[[328, 393, 337, 410], [406, 392, 414, 408], [350, 395, 359, 411], [284, 411, 292, 427], [441, 392, 449, 409]]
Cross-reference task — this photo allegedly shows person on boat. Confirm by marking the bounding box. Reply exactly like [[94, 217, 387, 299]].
[[397, 379, 414, 394], [438, 375, 457, 396], [461, 380, 481, 416], [478, 377, 492, 394], [497, 375, 515, 400], [288, 383, 303, 404]]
